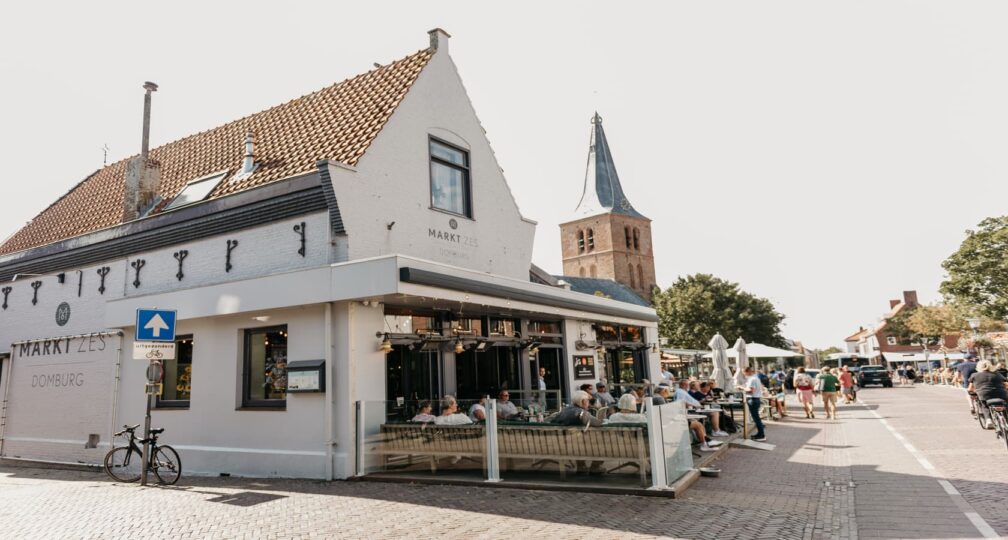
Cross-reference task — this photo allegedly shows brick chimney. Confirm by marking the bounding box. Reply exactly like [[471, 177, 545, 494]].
[[902, 290, 918, 308], [889, 299, 900, 309], [123, 82, 162, 222]]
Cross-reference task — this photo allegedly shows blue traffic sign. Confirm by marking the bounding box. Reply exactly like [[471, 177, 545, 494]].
[[135, 309, 177, 342]]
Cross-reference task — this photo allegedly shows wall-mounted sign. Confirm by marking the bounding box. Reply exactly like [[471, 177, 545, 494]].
[[287, 359, 326, 393], [55, 302, 71, 326], [133, 341, 176, 361], [573, 355, 596, 379]]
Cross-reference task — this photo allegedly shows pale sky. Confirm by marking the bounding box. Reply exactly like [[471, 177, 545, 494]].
[[2, 1, 1006, 349]]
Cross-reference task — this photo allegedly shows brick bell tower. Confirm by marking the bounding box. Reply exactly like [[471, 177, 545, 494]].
[[560, 113, 656, 300]]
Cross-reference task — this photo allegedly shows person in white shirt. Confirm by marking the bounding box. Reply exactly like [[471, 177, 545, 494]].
[[496, 390, 519, 419], [657, 384, 716, 452], [411, 401, 436, 422], [736, 367, 766, 441], [660, 367, 674, 384], [434, 395, 473, 426], [468, 395, 488, 422], [606, 393, 647, 423], [674, 379, 728, 436]]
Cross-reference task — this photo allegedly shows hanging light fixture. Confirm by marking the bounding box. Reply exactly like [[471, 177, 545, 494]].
[[379, 333, 393, 354], [651, 343, 659, 354], [529, 343, 540, 355], [454, 339, 465, 354]]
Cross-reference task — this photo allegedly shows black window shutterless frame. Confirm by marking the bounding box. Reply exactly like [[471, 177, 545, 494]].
[[428, 137, 473, 219], [242, 325, 288, 409]]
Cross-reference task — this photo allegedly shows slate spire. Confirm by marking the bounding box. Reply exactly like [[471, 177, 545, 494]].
[[572, 112, 646, 219]]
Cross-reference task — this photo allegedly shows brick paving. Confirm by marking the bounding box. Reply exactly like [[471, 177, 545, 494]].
[[0, 387, 1002, 539]]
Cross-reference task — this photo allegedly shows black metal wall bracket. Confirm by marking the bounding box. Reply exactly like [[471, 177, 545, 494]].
[[77, 270, 83, 297], [294, 222, 306, 257], [131, 259, 146, 288], [174, 250, 189, 281], [97, 266, 110, 295], [1, 286, 10, 310], [30, 280, 42, 306], [226, 239, 239, 272]]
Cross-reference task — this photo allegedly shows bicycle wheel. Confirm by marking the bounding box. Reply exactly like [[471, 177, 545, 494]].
[[152, 445, 182, 485], [104, 447, 142, 483], [977, 407, 989, 429]]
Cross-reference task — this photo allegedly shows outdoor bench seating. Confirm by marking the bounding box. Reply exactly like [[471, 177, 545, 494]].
[[376, 422, 651, 486]]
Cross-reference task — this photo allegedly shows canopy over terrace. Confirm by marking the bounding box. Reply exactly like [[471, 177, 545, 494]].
[[704, 343, 803, 359]]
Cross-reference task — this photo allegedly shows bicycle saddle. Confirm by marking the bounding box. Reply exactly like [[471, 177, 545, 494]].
[[149, 428, 165, 434], [985, 398, 1006, 406]]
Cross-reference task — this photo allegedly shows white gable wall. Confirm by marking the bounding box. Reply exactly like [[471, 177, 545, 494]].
[[327, 43, 536, 280]]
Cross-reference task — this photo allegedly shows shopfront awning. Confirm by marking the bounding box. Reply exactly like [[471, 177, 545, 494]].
[[882, 352, 965, 363]]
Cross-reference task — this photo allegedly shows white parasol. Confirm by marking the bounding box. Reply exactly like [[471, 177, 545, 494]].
[[708, 333, 733, 391], [733, 337, 750, 387]]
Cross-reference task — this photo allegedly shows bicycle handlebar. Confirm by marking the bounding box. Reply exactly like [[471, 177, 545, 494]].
[[114, 424, 141, 436]]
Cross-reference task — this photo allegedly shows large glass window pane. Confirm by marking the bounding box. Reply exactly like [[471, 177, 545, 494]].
[[157, 335, 193, 408], [431, 141, 466, 166], [243, 326, 288, 406], [431, 162, 467, 215]]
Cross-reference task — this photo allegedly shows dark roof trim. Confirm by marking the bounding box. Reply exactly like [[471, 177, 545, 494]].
[[316, 161, 346, 235], [0, 174, 327, 281], [399, 266, 658, 322]]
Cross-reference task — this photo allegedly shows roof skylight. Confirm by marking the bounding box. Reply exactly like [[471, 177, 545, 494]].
[[164, 171, 228, 211]]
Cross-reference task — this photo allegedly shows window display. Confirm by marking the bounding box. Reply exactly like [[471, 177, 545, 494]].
[[157, 335, 192, 408], [243, 325, 288, 407]]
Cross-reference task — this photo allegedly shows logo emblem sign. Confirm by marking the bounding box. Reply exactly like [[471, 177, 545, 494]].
[[55, 302, 71, 326]]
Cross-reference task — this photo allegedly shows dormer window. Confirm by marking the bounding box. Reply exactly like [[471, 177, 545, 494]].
[[164, 171, 227, 211], [429, 138, 472, 218]]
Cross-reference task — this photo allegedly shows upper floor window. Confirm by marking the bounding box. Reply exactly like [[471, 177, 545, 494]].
[[637, 264, 645, 291], [577, 230, 585, 253], [629, 264, 636, 288], [587, 228, 595, 251], [633, 228, 640, 251], [625, 227, 632, 249], [429, 139, 472, 218], [886, 336, 897, 346]]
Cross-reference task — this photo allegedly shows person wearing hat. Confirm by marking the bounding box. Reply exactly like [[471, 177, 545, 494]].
[[594, 382, 615, 407], [958, 353, 979, 413], [968, 360, 1008, 429], [607, 393, 647, 423]]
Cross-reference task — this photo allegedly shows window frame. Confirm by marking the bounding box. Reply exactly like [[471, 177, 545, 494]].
[[886, 336, 897, 346], [428, 136, 473, 219], [577, 230, 585, 253], [155, 334, 194, 409], [587, 228, 594, 251], [241, 324, 289, 409]]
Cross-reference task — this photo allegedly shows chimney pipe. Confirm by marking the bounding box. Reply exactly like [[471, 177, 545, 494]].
[[141, 81, 158, 159], [243, 130, 255, 174]]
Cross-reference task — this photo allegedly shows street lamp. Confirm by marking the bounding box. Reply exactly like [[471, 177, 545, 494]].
[[967, 317, 982, 360]]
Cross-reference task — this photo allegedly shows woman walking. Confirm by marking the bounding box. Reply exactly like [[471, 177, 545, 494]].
[[794, 367, 815, 418], [839, 366, 856, 404]]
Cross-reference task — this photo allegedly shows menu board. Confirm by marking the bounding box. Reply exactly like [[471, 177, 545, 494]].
[[573, 355, 596, 379]]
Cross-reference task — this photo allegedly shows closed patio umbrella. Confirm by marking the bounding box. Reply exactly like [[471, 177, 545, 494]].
[[709, 333, 732, 392], [733, 337, 749, 387]]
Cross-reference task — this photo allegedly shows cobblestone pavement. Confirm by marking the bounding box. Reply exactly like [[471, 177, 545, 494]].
[[0, 388, 1002, 539]]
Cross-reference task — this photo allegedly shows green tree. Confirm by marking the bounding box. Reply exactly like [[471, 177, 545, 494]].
[[941, 216, 1008, 319], [653, 274, 786, 349]]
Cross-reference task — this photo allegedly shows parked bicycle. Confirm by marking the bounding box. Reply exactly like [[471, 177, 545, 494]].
[[103, 424, 182, 485]]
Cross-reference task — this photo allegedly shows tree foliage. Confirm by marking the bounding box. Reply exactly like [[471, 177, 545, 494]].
[[883, 303, 1003, 347], [941, 216, 1008, 319], [653, 274, 786, 350]]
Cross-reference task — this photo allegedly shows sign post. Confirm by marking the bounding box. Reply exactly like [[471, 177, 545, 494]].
[[135, 309, 175, 486]]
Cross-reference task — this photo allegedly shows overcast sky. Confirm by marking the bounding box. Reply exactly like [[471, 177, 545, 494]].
[[2, 2, 1006, 348]]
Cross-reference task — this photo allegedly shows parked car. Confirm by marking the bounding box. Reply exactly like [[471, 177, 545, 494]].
[[858, 365, 893, 387]]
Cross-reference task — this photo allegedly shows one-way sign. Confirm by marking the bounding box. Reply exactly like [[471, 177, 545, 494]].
[[135, 309, 177, 342]]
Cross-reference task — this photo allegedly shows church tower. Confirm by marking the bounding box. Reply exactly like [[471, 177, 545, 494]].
[[560, 113, 656, 299]]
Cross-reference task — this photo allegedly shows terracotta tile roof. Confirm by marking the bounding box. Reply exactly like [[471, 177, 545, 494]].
[[0, 47, 433, 255]]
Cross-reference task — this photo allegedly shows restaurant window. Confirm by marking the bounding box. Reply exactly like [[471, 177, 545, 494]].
[[629, 264, 636, 288], [384, 312, 440, 335], [577, 230, 585, 253], [489, 318, 517, 337], [620, 325, 643, 343], [595, 324, 619, 342], [157, 335, 193, 408], [429, 138, 472, 218], [633, 228, 640, 251], [586, 228, 595, 251], [528, 321, 562, 335], [242, 325, 288, 408], [451, 317, 483, 336], [625, 226, 632, 249]]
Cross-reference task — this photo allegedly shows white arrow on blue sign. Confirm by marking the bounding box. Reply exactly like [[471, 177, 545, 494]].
[[135, 309, 177, 342]]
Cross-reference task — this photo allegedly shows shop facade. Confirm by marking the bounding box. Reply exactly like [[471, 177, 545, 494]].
[[0, 31, 659, 479]]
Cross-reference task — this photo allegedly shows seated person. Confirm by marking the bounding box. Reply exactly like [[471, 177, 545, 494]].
[[496, 390, 519, 419], [553, 390, 603, 473], [411, 401, 436, 423], [674, 379, 728, 437], [434, 395, 473, 425], [688, 380, 706, 402], [606, 393, 647, 423], [594, 382, 616, 407], [652, 383, 672, 405], [468, 395, 488, 422], [969, 361, 1008, 428]]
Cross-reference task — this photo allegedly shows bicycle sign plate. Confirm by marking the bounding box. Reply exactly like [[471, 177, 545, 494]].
[[133, 341, 176, 360]]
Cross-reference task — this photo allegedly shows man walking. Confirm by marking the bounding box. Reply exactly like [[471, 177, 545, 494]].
[[819, 367, 840, 419], [737, 366, 766, 442]]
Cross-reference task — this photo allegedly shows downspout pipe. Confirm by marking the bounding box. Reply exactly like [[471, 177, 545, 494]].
[[108, 331, 125, 454], [324, 302, 335, 480]]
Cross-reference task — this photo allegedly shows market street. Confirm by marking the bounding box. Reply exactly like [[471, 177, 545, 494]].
[[0, 385, 1003, 540]]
